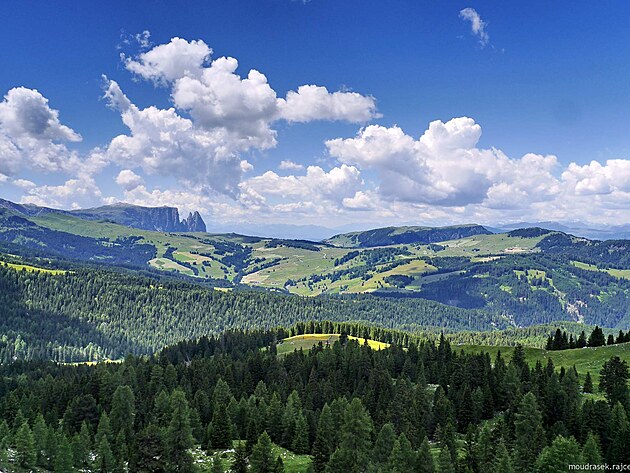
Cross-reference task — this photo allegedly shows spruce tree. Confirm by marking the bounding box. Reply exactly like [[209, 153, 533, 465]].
[[372, 422, 396, 466], [437, 446, 454, 473], [250, 431, 274, 473], [312, 404, 334, 472], [514, 392, 546, 473], [231, 441, 249, 473], [166, 389, 195, 473], [54, 433, 74, 473], [599, 357, 630, 408], [267, 392, 284, 443], [33, 413, 48, 467], [581, 432, 602, 465], [114, 430, 129, 473], [95, 436, 115, 473], [388, 433, 416, 473], [416, 436, 435, 473], [110, 385, 135, 442], [493, 440, 513, 473], [96, 412, 113, 446], [15, 421, 36, 468], [73, 422, 91, 468], [45, 425, 58, 470], [588, 327, 606, 347], [209, 378, 233, 449], [131, 424, 167, 473], [274, 456, 285, 473], [608, 402, 630, 463], [292, 413, 310, 454], [583, 372, 593, 394], [438, 421, 457, 463], [0, 420, 10, 465], [326, 398, 373, 473]]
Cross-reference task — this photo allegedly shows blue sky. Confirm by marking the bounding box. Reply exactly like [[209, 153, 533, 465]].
[[1, 1, 630, 228]]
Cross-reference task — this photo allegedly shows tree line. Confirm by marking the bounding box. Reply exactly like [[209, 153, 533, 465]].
[[546, 326, 630, 351]]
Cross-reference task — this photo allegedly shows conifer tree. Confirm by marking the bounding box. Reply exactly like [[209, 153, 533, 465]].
[[54, 433, 74, 473], [131, 424, 167, 473], [110, 385, 135, 442], [166, 389, 195, 472], [388, 433, 415, 473], [73, 421, 92, 467], [114, 430, 129, 472], [493, 440, 513, 473], [514, 392, 546, 472], [33, 413, 48, 466], [581, 432, 602, 465], [15, 421, 36, 468], [372, 422, 396, 466], [326, 398, 373, 473], [599, 357, 630, 408], [96, 412, 113, 446], [534, 435, 582, 473], [437, 446, 454, 473], [416, 436, 435, 473], [274, 456, 285, 473], [45, 426, 58, 470], [250, 431, 274, 473], [312, 404, 334, 472], [0, 420, 10, 465], [583, 372, 593, 394], [588, 327, 606, 347], [231, 441, 248, 473], [292, 412, 310, 454], [95, 436, 115, 473], [438, 421, 457, 463], [608, 402, 629, 463], [209, 378, 233, 449], [266, 392, 284, 443], [282, 390, 302, 447]]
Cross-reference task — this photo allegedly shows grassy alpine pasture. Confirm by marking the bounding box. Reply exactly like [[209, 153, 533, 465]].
[[0, 261, 66, 275], [572, 260, 630, 280], [276, 333, 390, 355], [458, 341, 630, 384]]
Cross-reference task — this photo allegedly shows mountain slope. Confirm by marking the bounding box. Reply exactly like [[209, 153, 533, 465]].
[[325, 224, 492, 247]]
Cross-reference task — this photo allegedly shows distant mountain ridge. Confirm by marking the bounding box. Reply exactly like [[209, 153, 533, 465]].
[[325, 224, 492, 247], [0, 199, 206, 233], [495, 221, 630, 241]]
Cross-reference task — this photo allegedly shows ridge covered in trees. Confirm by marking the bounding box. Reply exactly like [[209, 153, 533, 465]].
[[0, 263, 502, 363]]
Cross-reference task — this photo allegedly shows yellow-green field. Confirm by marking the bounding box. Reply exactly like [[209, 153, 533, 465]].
[[277, 333, 390, 355], [572, 261, 630, 280], [0, 261, 67, 275]]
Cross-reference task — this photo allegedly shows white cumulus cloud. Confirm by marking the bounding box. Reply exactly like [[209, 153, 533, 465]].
[[0, 87, 82, 175]]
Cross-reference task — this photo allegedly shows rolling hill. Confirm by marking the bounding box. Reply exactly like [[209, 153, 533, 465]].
[[2, 198, 630, 332]]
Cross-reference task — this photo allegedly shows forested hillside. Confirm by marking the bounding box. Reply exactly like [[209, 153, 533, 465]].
[[3, 199, 630, 333], [0, 329, 628, 472], [0, 262, 502, 362]]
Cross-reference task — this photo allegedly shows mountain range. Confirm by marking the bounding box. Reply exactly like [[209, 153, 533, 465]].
[[1, 196, 630, 332], [0, 198, 206, 232]]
